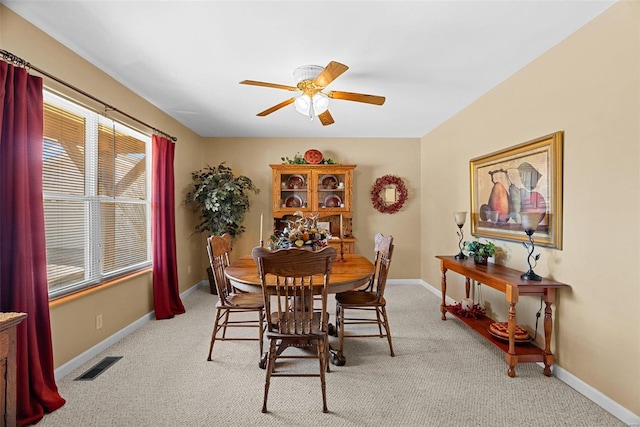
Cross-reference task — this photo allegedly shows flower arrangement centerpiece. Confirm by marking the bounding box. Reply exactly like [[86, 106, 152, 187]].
[[268, 211, 331, 251]]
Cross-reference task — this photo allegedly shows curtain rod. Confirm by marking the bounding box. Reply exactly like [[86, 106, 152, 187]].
[[1, 49, 177, 142]]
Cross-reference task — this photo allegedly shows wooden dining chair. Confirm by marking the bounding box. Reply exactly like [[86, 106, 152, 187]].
[[206, 234, 265, 361], [335, 233, 395, 357], [252, 246, 337, 414]]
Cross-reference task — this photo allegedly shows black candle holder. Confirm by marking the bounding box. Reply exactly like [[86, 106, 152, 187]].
[[455, 223, 467, 260], [521, 229, 542, 281]]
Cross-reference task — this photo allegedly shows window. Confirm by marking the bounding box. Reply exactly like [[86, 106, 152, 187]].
[[43, 91, 151, 298]]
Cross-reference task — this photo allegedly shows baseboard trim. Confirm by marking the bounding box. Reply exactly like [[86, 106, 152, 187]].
[[54, 280, 206, 381], [542, 363, 639, 427], [415, 278, 639, 427]]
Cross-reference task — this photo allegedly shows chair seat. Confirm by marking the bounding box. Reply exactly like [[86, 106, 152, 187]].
[[268, 310, 324, 338], [335, 291, 384, 306], [220, 292, 264, 308], [266, 330, 325, 339]]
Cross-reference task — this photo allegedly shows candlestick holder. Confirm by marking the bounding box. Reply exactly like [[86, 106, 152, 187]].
[[520, 212, 542, 281], [454, 211, 467, 260]]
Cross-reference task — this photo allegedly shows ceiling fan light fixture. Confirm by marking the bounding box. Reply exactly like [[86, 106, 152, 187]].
[[241, 60, 384, 126], [293, 65, 323, 84], [294, 94, 311, 115], [312, 92, 329, 115], [294, 93, 329, 117]]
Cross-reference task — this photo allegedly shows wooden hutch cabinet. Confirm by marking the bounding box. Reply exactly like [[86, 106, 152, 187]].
[[270, 164, 356, 253]]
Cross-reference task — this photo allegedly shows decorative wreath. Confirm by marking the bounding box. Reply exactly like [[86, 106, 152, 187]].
[[370, 175, 408, 214]]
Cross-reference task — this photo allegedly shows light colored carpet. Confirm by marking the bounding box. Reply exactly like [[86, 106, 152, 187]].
[[39, 284, 624, 426]]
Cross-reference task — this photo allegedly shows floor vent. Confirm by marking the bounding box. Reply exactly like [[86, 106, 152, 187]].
[[74, 356, 122, 381]]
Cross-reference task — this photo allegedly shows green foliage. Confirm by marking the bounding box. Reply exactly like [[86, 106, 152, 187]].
[[281, 152, 338, 165], [185, 163, 259, 239], [464, 239, 496, 262], [281, 153, 307, 164]]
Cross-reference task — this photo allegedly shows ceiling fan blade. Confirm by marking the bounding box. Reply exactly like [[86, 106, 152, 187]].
[[240, 80, 298, 91], [257, 98, 295, 116], [314, 61, 349, 88], [327, 90, 386, 105], [318, 110, 335, 126]]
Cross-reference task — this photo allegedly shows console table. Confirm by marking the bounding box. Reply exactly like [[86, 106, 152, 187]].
[[436, 256, 569, 377]]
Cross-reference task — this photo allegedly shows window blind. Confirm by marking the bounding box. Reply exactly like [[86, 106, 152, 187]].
[[43, 92, 151, 298]]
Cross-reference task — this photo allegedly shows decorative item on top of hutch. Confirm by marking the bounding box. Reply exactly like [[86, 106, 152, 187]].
[[270, 161, 356, 254]]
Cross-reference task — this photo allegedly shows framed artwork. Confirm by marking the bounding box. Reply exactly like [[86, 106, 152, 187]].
[[469, 131, 563, 249], [317, 221, 331, 233]]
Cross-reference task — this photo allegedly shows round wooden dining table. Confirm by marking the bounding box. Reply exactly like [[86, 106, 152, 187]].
[[225, 253, 375, 365], [225, 253, 375, 294]]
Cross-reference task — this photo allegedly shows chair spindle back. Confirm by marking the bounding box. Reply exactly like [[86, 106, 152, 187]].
[[372, 233, 394, 298], [207, 234, 233, 303], [252, 246, 337, 336]]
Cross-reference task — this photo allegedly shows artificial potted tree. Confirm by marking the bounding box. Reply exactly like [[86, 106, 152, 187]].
[[185, 162, 259, 293]]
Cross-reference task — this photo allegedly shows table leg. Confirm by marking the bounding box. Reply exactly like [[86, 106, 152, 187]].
[[259, 339, 291, 369], [465, 277, 471, 299], [506, 285, 519, 377], [259, 352, 268, 369], [330, 303, 346, 365], [542, 290, 556, 376], [329, 347, 346, 366], [440, 267, 448, 320], [328, 323, 336, 337]]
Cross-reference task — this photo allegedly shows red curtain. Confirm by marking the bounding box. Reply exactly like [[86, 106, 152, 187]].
[[152, 135, 185, 319], [0, 61, 65, 425]]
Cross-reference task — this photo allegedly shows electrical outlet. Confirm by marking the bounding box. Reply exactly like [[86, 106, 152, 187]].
[[96, 314, 103, 330]]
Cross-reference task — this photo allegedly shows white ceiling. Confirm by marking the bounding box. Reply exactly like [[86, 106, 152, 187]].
[[3, 0, 616, 139]]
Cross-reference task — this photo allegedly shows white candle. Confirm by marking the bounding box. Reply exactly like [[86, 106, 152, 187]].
[[339, 214, 343, 238], [259, 213, 263, 243], [462, 297, 473, 310]]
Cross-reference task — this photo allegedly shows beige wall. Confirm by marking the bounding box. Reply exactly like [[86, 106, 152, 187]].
[[1, 6, 204, 367], [198, 138, 422, 279], [421, 0, 639, 415]]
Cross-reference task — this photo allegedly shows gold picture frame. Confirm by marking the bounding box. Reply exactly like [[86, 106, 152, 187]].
[[470, 131, 563, 249]]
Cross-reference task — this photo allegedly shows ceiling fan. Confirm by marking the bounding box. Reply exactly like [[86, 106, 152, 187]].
[[240, 61, 385, 126]]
